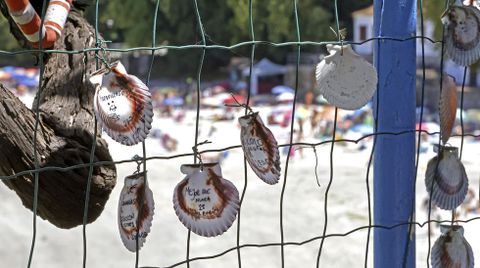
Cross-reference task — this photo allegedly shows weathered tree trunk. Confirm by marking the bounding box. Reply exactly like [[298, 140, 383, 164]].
[[0, 1, 117, 229]]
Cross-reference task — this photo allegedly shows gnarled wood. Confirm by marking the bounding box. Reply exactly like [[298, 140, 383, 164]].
[[0, 4, 117, 229]]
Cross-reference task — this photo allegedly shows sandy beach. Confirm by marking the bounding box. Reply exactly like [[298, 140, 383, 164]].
[[1, 108, 480, 268]]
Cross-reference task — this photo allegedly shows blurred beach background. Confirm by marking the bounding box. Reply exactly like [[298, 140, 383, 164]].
[[3, 1, 480, 267]]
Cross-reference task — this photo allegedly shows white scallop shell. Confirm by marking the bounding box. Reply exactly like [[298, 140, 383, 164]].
[[315, 44, 378, 110], [432, 225, 474, 268], [90, 61, 153, 146], [442, 0, 480, 66], [173, 163, 240, 237], [118, 171, 154, 252], [425, 147, 468, 210], [239, 112, 281, 184]]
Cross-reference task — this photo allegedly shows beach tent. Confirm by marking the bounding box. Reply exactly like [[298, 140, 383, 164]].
[[242, 58, 287, 95]]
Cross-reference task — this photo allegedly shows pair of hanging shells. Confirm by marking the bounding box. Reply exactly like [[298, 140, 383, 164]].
[[118, 171, 154, 252], [432, 225, 474, 268], [173, 163, 240, 237], [425, 146, 468, 210], [239, 112, 281, 185], [442, 0, 480, 66], [89, 61, 154, 146], [315, 44, 378, 110]]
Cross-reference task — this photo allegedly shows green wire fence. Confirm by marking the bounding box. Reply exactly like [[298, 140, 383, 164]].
[[1, 0, 480, 267]]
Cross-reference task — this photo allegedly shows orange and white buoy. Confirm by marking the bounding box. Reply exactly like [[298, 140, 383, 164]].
[[5, 0, 72, 48]]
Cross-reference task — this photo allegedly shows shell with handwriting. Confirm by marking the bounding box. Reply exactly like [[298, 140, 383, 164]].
[[442, 0, 480, 66], [239, 112, 281, 184], [89, 61, 153, 145], [432, 225, 474, 268], [440, 74, 457, 145], [118, 171, 154, 252], [315, 44, 378, 110], [173, 163, 240, 237], [425, 146, 468, 210]]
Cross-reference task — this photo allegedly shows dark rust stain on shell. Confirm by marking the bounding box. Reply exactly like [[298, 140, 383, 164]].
[[437, 227, 472, 268], [176, 168, 230, 220], [176, 178, 190, 218], [121, 174, 151, 236], [449, 7, 480, 51], [246, 114, 280, 174]]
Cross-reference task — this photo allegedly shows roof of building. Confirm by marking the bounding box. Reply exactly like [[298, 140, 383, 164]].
[[352, 5, 373, 17]]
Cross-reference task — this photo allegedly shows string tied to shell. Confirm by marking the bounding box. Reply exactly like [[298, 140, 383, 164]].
[[330, 27, 347, 55], [131, 154, 143, 174], [94, 39, 113, 71], [192, 140, 212, 171]]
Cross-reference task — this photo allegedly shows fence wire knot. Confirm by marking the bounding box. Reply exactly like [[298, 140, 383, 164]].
[[192, 140, 212, 170], [132, 154, 143, 174], [94, 39, 113, 70]]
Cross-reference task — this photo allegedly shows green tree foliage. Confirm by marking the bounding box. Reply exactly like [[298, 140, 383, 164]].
[[0, 15, 33, 65], [65, 1, 369, 77], [0, 16, 18, 50], [422, 0, 447, 41]]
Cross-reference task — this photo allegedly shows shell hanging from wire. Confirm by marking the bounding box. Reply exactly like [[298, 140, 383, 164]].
[[432, 225, 474, 268], [442, 0, 480, 66], [118, 171, 154, 252], [173, 163, 240, 237], [315, 44, 378, 110], [239, 112, 281, 184], [439, 74, 458, 145], [89, 61, 153, 146], [425, 146, 468, 210]]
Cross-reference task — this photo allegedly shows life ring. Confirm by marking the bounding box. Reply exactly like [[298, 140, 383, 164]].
[[5, 0, 72, 48]]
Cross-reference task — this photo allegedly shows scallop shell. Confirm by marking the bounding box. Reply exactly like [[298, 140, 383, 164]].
[[432, 225, 474, 268], [118, 171, 154, 252], [442, 0, 480, 66], [315, 44, 378, 110], [89, 61, 153, 145], [173, 163, 240, 237], [425, 146, 468, 210], [440, 74, 458, 145], [239, 112, 281, 184]]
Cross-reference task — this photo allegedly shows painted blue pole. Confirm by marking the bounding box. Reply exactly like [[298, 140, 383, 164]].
[[373, 0, 416, 267]]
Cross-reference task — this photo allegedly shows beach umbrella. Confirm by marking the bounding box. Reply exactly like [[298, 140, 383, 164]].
[[223, 94, 245, 105], [276, 92, 295, 102], [202, 96, 223, 107], [271, 85, 294, 95], [163, 96, 184, 106]]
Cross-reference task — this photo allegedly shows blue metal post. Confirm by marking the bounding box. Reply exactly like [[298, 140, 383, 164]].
[[373, 0, 416, 267]]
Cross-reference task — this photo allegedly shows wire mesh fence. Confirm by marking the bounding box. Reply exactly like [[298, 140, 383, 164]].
[[1, 0, 480, 267]]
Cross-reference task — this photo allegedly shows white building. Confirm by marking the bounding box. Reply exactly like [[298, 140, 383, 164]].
[[351, 5, 436, 58], [352, 4, 479, 86]]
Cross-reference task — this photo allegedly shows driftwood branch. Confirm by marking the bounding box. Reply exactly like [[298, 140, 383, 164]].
[[0, 3, 116, 229]]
